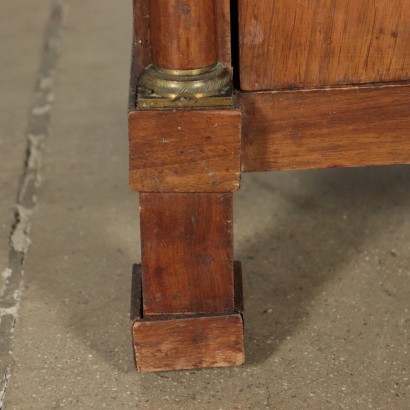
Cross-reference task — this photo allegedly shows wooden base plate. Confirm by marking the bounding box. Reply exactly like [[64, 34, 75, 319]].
[[130, 264, 245, 372]]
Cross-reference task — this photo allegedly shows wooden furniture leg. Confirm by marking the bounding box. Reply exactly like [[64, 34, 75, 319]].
[[129, 0, 244, 372], [131, 194, 244, 372]]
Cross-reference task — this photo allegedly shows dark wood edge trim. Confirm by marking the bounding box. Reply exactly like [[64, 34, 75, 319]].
[[238, 80, 410, 95], [130, 264, 142, 322], [128, 40, 138, 112], [234, 261, 244, 313]]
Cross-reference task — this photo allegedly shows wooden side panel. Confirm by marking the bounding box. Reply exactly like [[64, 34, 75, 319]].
[[239, 0, 410, 90], [133, 314, 244, 372], [129, 109, 241, 193], [140, 193, 235, 316], [241, 85, 410, 172]]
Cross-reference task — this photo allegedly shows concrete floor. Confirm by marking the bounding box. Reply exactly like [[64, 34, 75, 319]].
[[1, 0, 409, 409]]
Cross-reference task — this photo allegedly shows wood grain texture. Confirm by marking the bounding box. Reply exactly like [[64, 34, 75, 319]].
[[150, 0, 218, 69], [241, 85, 410, 172], [133, 0, 232, 77], [133, 314, 244, 372], [131, 264, 244, 372], [130, 263, 244, 321], [215, 0, 232, 67], [129, 109, 241, 193], [140, 193, 235, 316], [133, 0, 151, 79], [239, 0, 410, 90]]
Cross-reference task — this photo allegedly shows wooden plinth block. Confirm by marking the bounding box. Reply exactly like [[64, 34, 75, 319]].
[[131, 264, 245, 372], [129, 109, 241, 193]]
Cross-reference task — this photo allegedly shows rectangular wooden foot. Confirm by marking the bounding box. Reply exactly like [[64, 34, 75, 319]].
[[130, 264, 245, 372]]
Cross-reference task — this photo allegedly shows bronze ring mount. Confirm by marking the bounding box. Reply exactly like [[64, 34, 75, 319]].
[[138, 62, 234, 109]]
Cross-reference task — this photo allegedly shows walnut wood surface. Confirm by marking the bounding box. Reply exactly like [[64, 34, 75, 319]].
[[241, 85, 410, 172], [133, 0, 151, 78], [129, 109, 241, 193], [133, 0, 232, 77], [131, 264, 245, 372], [149, 0, 218, 69], [239, 0, 410, 90], [139, 193, 235, 317], [215, 0, 232, 69], [133, 314, 244, 372], [130, 263, 244, 321]]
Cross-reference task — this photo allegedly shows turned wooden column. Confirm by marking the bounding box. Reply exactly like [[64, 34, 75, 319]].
[[138, 0, 232, 107], [150, 0, 218, 69]]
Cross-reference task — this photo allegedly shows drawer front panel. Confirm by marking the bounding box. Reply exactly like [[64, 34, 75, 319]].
[[239, 0, 410, 90]]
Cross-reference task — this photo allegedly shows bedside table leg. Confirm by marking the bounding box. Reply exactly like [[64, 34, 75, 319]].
[[131, 193, 244, 372], [129, 0, 244, 372]]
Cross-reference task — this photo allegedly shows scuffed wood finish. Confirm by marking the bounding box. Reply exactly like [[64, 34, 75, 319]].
[[131, 263, 244, 321], [140, 193, 235, 317], [133, 315, 244, 372], [129, 109, 241, 193], [150, 0, 218, 69], [241, 85, 410, 172], [131, 264, 244, 372], [133, 0, 232, 77], [133, 0, 151, 78], [239, 0, 410, 90], [215, 0, 232, 68]]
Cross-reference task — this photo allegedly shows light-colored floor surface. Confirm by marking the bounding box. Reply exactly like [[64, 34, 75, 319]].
[[1, 1, 409, 409]]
